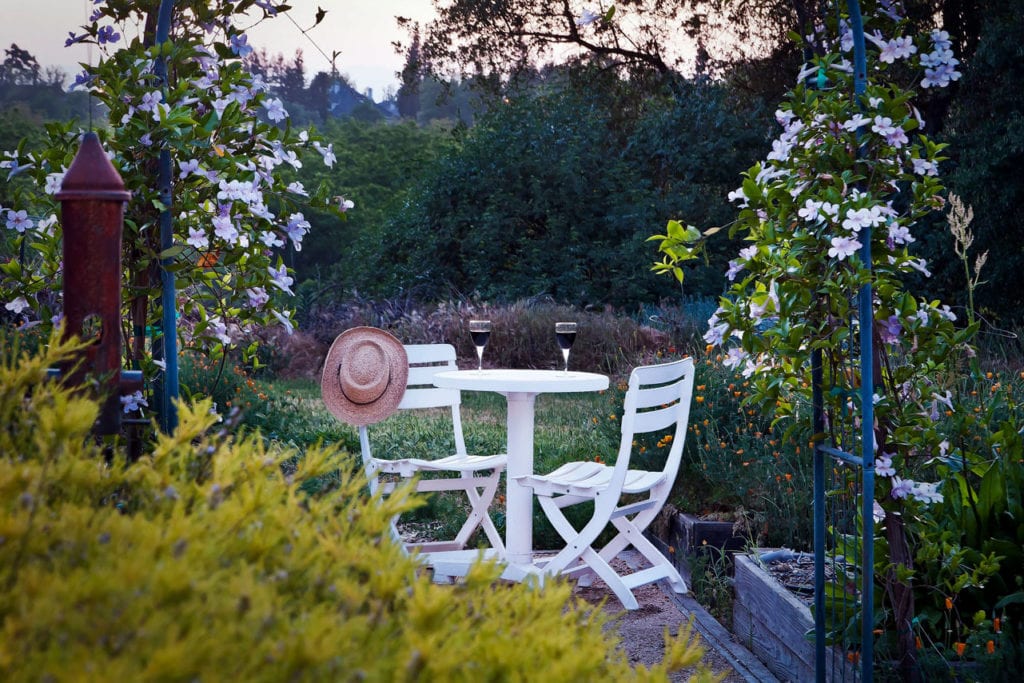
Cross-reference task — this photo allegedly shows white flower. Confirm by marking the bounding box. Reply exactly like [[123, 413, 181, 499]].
[[334, 196, 354, 212], [36, 214, 58, 235], [911, 481, 943, 505], [286, 181, 308, 196], [908, 258, 931, 277], [842, 114, 871, 132], [207, 315, 232, 345], [5, 296, 30, 314], [722, 347, 748, 370], [313, 141, 336, 167], [44, 172, 65, 195], [727, 187, 748, 207], [725, 259, 744, 281], [828, 235, 862, 260], [187, 227, 209, 249], [798, 199, 823, 221], [6, 209, 33, 233], [120, 390, 148, 414], [272, 309, 294, 334], [875, 453, 896, 477]]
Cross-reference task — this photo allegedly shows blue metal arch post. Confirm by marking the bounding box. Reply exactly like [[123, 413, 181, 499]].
[[153, 0, 179, 433], [813, 1, 872, 681]]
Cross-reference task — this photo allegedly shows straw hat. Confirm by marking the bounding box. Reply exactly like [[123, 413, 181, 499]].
[[321, 327, 408, 426]]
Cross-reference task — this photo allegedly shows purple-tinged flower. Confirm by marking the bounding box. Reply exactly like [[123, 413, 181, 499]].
[[828, 235, 862, 261], [44, 172, 65, 195], [912, 157, 938, 176], [97, 25, 121, 45], [70, 69, 94, 90], [212, 215, 238, 244], [120, 390, 148, 414], [725, 259, 744, 281], [230, 34, 253, 58], [255, 0, 279, 15], [285, 213, 310, 250], [334, 196, 354, 212], [268, 264, 294, 295], [247, 287, 269, 309], [139, 133, 153, 146], [890, 476, 914, 500], [887, 222, 914, 245], [259, 230, 284, 248], [138, 90, 163, 113], [6, 209, 33, 233], [875, 453, 896, 477], [286, 181, 308, 196], [738, 245, 758, 261], [263, 98, 288, 122], [880, 315, 902, 344], [872, 500, 885, 524], [187, 227, 209, 249], [576, 9, 600, 27], [179, 158, 200, 179], [64, 32, 86, 47]]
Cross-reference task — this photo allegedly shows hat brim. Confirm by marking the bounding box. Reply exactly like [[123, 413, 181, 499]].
[[321, 327, 408, 426]]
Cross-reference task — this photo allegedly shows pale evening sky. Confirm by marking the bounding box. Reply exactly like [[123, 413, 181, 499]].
[[0, 0, 437, 101]]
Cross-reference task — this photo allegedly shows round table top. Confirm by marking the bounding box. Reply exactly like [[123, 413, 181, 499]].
[[433, 369, 609, 394]]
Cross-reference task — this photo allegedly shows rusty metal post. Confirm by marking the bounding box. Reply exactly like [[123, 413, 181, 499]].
[[55, 132, 132, 434]]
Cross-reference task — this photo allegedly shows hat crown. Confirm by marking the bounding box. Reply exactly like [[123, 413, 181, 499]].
[[340, 340, 390, 404]]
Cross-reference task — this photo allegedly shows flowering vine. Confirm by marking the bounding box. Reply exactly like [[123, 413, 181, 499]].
[[0, 0, 345, 373], [651, 0, 983, 672]]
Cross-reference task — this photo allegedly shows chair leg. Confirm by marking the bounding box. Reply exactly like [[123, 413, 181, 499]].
[[446, 471, 505, 551]]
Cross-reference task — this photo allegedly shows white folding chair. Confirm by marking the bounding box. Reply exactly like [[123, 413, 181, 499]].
[[358, 344, 506, 553], [515, 357, 694, 609]]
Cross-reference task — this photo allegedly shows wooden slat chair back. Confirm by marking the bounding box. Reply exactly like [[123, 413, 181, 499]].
[[515, 357, 695, 609], [359, 344, 506, 553]]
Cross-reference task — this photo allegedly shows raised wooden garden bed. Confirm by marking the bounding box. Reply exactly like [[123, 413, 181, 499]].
[[733, 553, 857, 682]]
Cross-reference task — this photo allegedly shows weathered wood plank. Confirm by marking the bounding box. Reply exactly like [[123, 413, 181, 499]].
[[733, 554, 859, 682]]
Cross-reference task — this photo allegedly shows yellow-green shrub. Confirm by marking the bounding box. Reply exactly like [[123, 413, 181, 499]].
[[0, 332, 714, 682]]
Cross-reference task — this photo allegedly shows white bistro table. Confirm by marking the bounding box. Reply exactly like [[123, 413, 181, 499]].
[[432, 369, 609, 576]]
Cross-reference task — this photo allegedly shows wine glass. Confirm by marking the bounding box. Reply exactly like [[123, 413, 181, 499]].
[[469, 320, 491, 372], [555, 322, 577, 374]]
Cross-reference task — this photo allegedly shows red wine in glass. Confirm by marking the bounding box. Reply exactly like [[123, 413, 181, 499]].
[[555, 322, 577, 373], [469, 320, 491, 371]]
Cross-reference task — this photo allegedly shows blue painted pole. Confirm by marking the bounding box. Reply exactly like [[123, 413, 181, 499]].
[[154, 0, 178, 433], [847, 2, 874, 681], [812, 349, 826, 683]]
